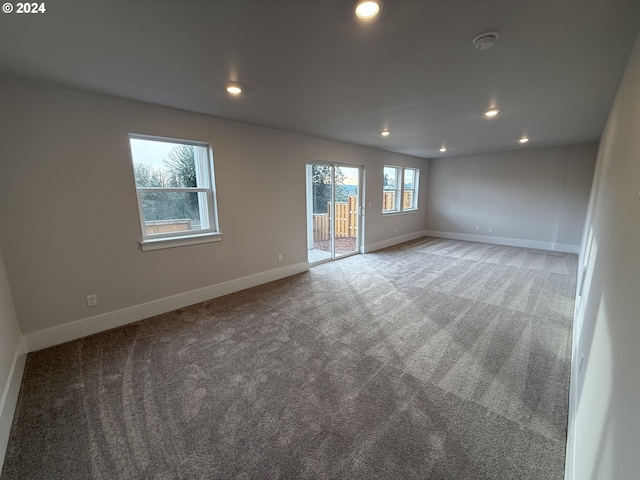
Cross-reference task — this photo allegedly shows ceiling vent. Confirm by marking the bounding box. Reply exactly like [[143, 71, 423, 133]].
[[472, 31, 499, 50]]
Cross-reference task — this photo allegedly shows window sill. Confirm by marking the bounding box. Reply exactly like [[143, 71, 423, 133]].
[[140, 232, 222, 251]]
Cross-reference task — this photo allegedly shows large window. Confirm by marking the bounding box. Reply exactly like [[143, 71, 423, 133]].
[[129, 134, 221, 250], [383, 166, 419, 213]]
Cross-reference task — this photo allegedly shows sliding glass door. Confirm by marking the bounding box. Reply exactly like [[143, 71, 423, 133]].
[[306, 163, 361, 264]]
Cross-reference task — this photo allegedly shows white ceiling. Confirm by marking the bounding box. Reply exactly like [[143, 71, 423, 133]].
[[1, 0, 639, 158]]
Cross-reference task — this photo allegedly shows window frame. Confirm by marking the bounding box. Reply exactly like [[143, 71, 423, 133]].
[[402, 167, 419, 211], [128, 133, 222, 251], [382, 166, 401, 213], [382, 165, 420, 214]]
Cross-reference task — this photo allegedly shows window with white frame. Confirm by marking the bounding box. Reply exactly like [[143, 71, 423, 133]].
[[403, 167, 419, 210], [383, 166, 401, 212], [383, 165, 419, 213], [128, 134, 221, 250]]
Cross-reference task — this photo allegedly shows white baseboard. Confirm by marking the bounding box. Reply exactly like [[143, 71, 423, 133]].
[[424, 230, 580, 254], [24, 262, 309, 352], [554, 242, 581, 254], [363, 231, 427, 254], [0, 337, 27, 473]]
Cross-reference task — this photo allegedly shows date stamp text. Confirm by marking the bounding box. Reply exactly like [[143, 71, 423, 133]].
[[3, 3, 47, 14]]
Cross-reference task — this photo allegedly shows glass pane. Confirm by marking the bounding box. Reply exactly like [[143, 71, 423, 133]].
[[383, 166, 397, 191], [404, 190, 414, 209], [335, 166, 359, 257], [309, 164, 333, 262], [130, 138, 199, 188], [139, 191, 203, 234], [404, 169, 415, 189], [383, 191, 396, 211]]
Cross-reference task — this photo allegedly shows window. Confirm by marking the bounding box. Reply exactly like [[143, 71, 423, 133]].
[[383, 166, 419, 213], [403, 168, 419, 210], [383, 166, 400, 212], [128, 134, 221, 251]]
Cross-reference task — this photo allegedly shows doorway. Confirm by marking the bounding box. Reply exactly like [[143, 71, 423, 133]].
[[306, 163, 362, 265]]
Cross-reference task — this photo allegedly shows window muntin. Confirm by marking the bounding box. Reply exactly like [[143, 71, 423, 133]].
[[383, 165, 419, 214], [129, 135, 219, 244]]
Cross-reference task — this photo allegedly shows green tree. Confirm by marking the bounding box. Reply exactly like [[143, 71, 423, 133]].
[[163, 145, 199, 222], [134, 163, 167, 221], [134, 163, 166, 187], [311, 165, 347, 213], [312, 165, 330, 213], [134, 145, 200, 224], [334, 168, 347, 202], [164, 145, 197, 187], [383, 172, 394, 188]]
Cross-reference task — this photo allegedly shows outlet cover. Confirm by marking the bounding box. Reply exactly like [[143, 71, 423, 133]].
[[86, 294, 98, 307]]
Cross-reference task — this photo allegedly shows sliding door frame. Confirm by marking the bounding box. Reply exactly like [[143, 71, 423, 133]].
[[306, 161, 363, 265]]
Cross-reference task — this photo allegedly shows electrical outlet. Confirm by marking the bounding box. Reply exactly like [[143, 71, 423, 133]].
[[475, 226, 480, 232], [579, 353, 584, 373], [86, 294, 98, 307], [278, 254, 283, 262], [488, 227, 493, 233], [395, 228, 398, 234]]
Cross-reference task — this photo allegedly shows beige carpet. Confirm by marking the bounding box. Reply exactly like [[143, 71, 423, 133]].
[[2, 237, 576, 479]]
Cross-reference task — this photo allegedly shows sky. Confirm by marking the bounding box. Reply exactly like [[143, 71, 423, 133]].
[[341, 167, 359, 186], [129, 137, 178, 169]]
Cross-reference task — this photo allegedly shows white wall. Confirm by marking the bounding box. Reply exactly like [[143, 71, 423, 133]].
[[425, 144, 597, 252], [568, 33, 640, 480], [0, 248, 26, 472], [0, 75, 428, 348]]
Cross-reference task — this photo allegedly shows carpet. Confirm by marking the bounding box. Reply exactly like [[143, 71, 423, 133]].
[[1, 237, 576, 479]]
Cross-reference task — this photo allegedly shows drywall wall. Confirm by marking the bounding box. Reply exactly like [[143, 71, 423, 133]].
[[0, 75, 428, 345], [569, 33, 640, 480], [0, 248, 25, 472], [425, 144, 597, 252]]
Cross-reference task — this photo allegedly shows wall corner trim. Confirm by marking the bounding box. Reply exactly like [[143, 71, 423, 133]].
[[24, 262, 310, 353], [0, 337, 27, 473]]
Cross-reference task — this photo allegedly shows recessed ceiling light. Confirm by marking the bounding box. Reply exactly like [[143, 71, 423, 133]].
[[381, 129, 390, 137], [226, 84, 242, 96], [484, 108, 499, 118], [519, 136, 529, 144], [355, 0, 382, 19], [439, 147, 447, 153]]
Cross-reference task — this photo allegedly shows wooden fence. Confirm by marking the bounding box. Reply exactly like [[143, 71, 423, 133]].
[[313, 214, 331, 241], [313, 191, 414, 241], [313, 196, 358, 241], [145, 219, 191, 235], [383, 191, 413, 211]]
